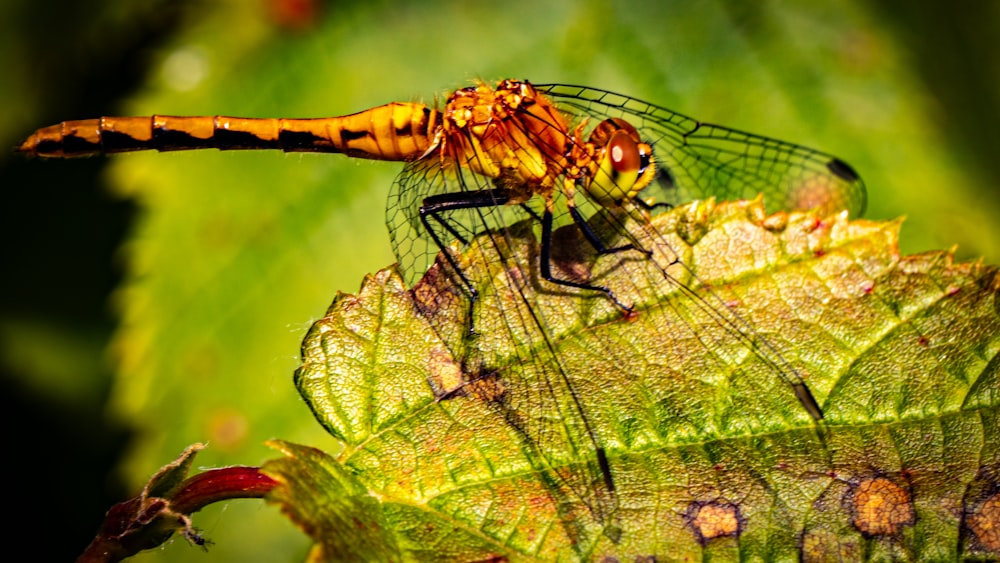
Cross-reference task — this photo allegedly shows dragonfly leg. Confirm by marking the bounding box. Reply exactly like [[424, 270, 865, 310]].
[[568, 205, 650, 257], [633, 196, 674, 213], [540, 208, 635, 311], [419, 187, 514, 335]]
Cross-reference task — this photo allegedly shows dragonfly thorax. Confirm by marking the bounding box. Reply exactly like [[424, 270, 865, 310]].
[[438, 80, 574, 198]]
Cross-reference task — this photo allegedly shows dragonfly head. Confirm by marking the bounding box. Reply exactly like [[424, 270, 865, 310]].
[[585, 118, 656, 206]]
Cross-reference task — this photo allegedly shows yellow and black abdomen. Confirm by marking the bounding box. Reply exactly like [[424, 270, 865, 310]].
[[17, 102, 441, 162]]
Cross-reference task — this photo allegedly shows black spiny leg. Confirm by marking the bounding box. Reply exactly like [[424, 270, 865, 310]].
[[539, 206, 639, 311], [419, 187, 513, 335], [633, 196, 673, 213], [567, 205, 649, 256]]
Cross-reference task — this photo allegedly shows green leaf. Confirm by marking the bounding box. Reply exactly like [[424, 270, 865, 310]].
[[264, 441, 400, 562], [273, 199, 1000, 560]]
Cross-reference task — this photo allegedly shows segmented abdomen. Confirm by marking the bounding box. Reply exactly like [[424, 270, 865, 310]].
[[18, 102, 440, 161]]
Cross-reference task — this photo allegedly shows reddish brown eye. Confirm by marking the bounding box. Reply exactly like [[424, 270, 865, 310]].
[[609, 131, 640, 173], [586, 126, 649, 204]]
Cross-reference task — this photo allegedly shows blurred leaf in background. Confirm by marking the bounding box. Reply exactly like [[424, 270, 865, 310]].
[[1, 0, 998, 560]]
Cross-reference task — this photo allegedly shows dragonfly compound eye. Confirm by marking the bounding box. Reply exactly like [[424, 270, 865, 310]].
[[588, 130, 647, 205]]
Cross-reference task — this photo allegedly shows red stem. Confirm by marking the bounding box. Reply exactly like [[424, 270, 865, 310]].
[[77, 466, 278, 563]]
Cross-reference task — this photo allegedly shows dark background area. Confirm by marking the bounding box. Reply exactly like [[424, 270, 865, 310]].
[[1, 0, 998, 560], [1, 2, 188, 559]]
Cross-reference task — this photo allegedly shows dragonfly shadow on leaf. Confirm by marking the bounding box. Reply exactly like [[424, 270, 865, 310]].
[[415, 219, 625, 548]]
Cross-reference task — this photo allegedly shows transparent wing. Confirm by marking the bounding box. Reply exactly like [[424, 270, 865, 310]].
[[531, 83, 832, 424], [386, 156, 622, 539], [580, 203, 828, 428], [536, 83, 867, 218]]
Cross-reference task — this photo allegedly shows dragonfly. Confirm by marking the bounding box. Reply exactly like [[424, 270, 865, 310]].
[[18, 79, 866, 545]]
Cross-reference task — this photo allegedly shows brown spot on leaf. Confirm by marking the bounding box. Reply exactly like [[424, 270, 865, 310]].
[[427, 348, 463, 398], [412, 261, 461, 317], [967, 492, 1000, 553], [684, 500, 743, 545], [427, 353, 505, 404], [464, 372, 506, 403], [849, 477, 915, 537], [410, 257, 468, 348]]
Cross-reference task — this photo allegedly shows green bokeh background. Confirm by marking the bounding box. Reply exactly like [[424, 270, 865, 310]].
[[1, 0, 997, 560]]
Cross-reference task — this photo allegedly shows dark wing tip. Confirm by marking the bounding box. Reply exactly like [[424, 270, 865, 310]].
[[826, 157, 867, 216], [826, 157, 860, 183]]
